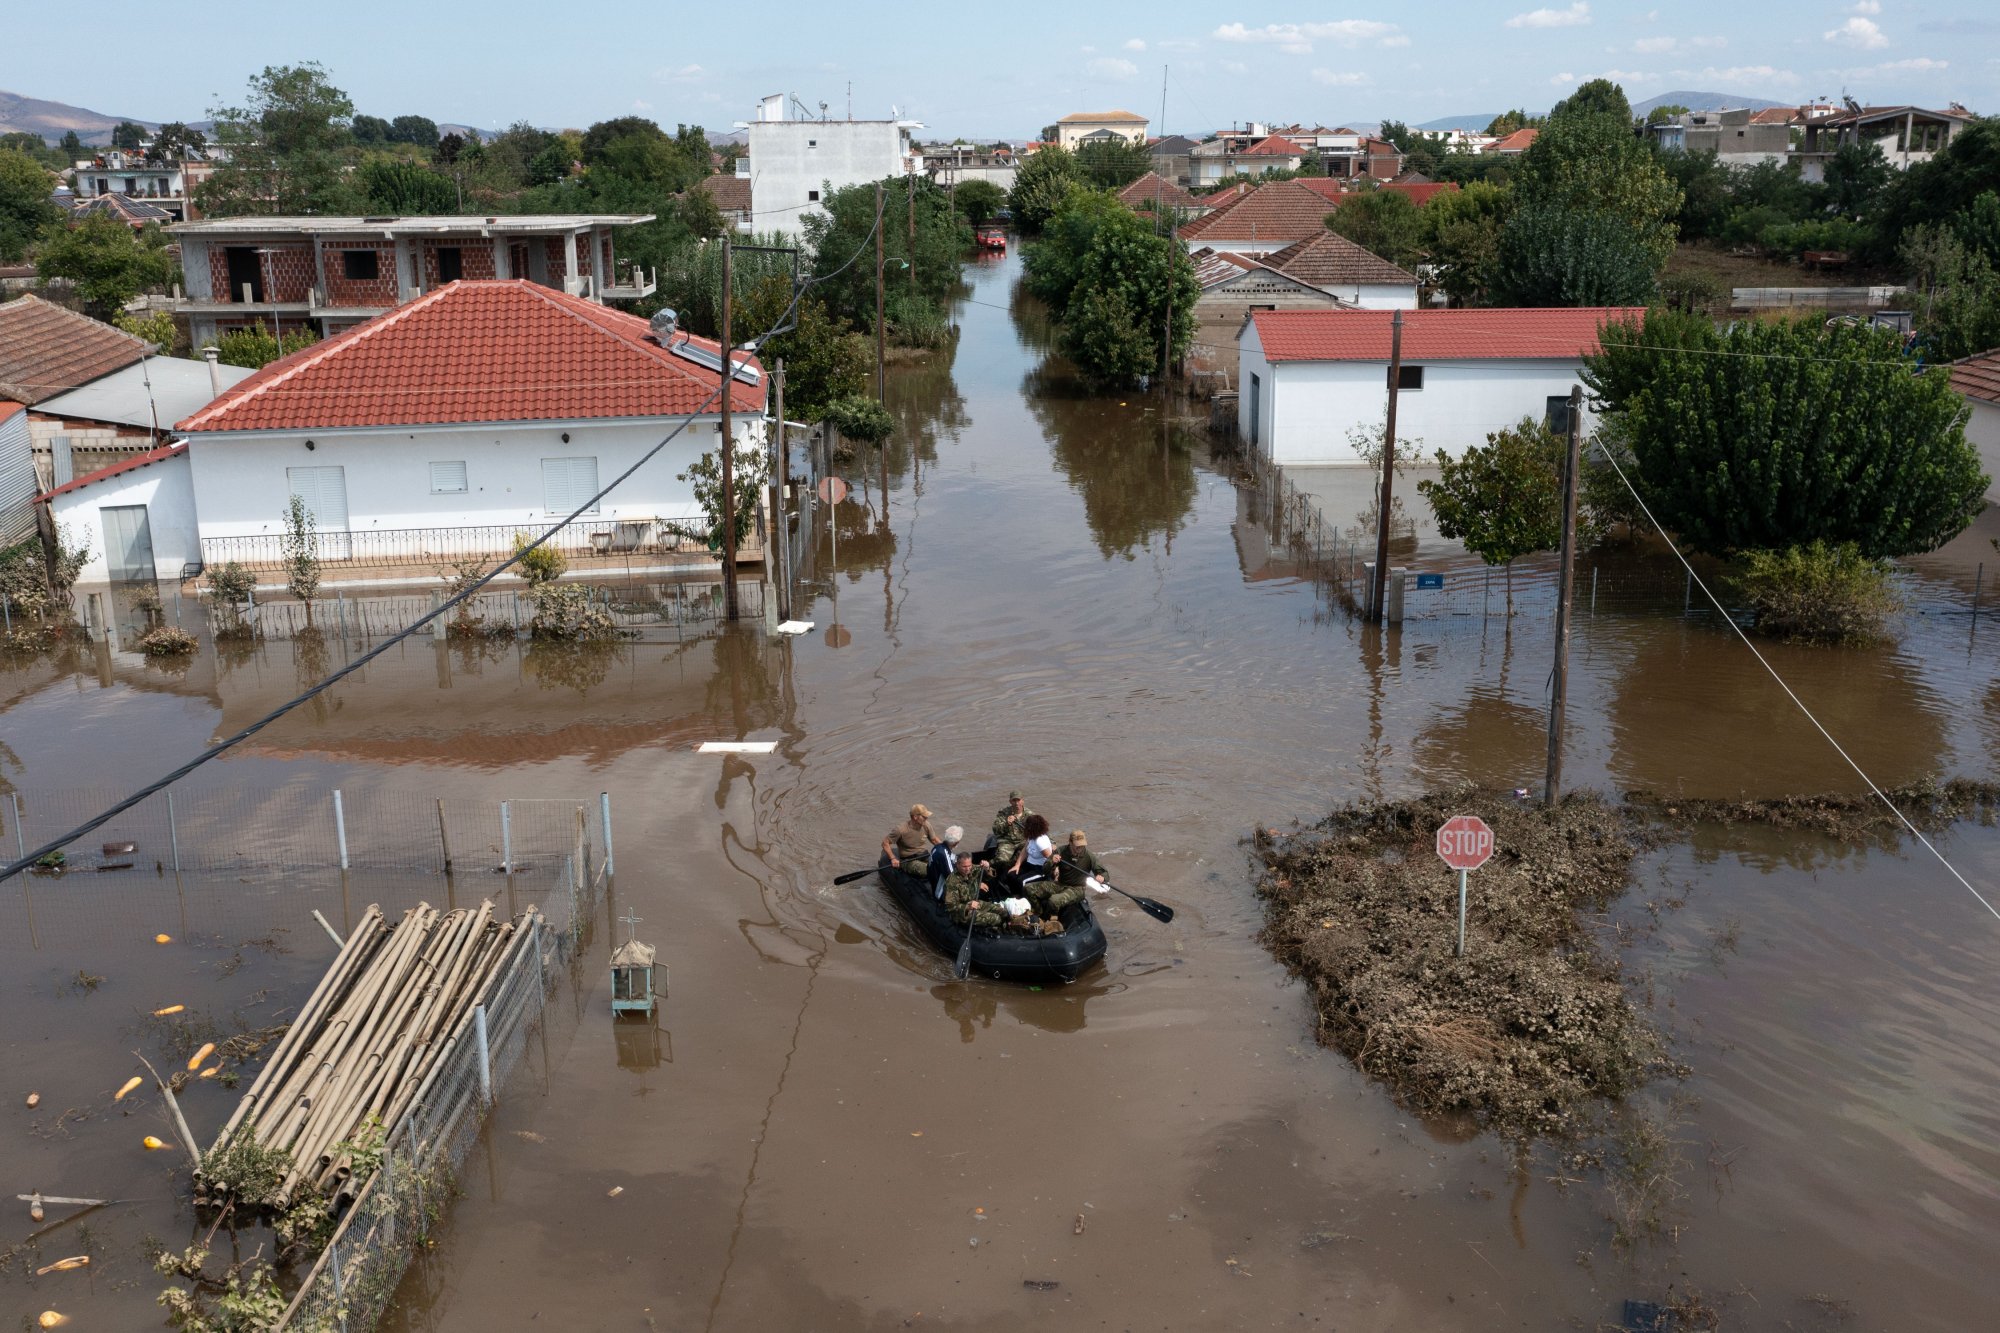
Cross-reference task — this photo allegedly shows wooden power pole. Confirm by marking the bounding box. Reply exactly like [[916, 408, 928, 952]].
[[719, 237, 738, 621], [1369, 308, 1404, 624], [772, 360, 790, 623], [1544, 384, 1584, 805]]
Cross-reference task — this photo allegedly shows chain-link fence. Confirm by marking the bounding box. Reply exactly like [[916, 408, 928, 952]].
[[275, 855, 588, 1332]]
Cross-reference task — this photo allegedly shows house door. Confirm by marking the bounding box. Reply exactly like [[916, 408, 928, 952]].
[[286, 465, 351, 560], [102, 505, 156, 582], [1247, 373, 1261, 449], [224, 247, 264, 303]]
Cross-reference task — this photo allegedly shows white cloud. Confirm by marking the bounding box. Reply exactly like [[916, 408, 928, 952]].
[[1551, 71, 1577, 84], [1694, 63, 1801, 85], [1211, 20, 1403, 54], [1080, 44, 1097, 54], [1598, 68, 1653, 81], [1124, 37, 1147, 51], [655, 63, 704, 83], [1222, 59, 1248, 75], [1508, 4, 1591, 30], [1311, 68, 1370, 85], [1159, 38, 1200, 52], [1851, 0, 1881, 14], [1867, 56, 1949, 71], [1824, 16, 1888, 48], [631, 99, 654, 111], [1086, 56, 1139, 80], [1633, 35, 1676, 53]]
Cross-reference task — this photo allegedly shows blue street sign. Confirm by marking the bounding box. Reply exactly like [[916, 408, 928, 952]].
[[1415, 573, 1444, 590]]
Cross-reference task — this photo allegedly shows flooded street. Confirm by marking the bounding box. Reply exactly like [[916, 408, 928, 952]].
[[6, 248, 2000, 1330]]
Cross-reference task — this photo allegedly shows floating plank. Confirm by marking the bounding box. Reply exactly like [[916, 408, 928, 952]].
[[696, 741, 778, 754]]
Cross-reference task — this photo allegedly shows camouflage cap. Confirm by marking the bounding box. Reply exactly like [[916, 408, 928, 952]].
[[1008, 789, 1023, 800]]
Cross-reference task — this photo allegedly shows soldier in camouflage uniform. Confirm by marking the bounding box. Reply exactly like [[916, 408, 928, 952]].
[[942, 854, 1002, 929], [990, 790, 1033, 872], [1031, 829, 1109, 920]]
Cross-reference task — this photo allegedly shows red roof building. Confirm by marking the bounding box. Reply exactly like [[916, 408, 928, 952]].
[[177, 280, 771, 573], [1484, 127, 1540, 154], [1176, 181, 1337, 254], [1949, 347, 2000, 503], [1237, 307, 1642, 465], [1298, 178, 1461, 209]]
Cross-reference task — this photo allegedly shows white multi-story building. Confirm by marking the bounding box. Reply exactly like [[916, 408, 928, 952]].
[[743, 95, 922, 238]]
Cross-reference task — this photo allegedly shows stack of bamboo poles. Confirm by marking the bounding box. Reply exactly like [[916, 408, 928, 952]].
[[200, 902, 519, 1211]]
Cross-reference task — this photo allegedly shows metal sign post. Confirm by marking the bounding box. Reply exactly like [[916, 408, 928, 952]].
[[1435, 814, 1495, 958]]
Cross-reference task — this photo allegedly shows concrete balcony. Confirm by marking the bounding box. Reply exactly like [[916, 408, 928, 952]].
[[599, 267, 658, 301]]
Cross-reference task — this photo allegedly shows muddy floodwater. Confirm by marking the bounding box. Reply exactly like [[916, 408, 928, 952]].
[[6, 249, 2000, 1331]]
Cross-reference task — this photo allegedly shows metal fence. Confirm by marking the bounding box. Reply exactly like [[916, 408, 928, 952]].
[[198, 514, 763, 571], [218, 576, 768, 642], [275, 850, 601, 1331]]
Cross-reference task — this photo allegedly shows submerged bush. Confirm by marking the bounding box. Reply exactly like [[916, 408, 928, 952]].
[[138, 625, 198, 656], [1731, 540, 1902, 643], [511, 533, 567, 586], [528, 582, 615, 641]]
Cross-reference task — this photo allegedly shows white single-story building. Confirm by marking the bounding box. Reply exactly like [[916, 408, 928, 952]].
[[1236, 307, 1643, 466], [38, 441, 200, 583], [174, 279, 767, 570], [1256, 230, 1419, 311], [1948, 349, 2000, 503]]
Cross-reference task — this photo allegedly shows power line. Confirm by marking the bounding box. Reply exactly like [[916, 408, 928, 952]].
[[1595, 446, 2000, 925], [0, 207, 887, 885]]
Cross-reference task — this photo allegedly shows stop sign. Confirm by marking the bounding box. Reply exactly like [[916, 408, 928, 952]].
[[1435, 815, 1494, 871]]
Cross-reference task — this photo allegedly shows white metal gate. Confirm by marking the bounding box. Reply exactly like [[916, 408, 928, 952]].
[[101, 504, 156, 581], [287, 464, 351, 560]]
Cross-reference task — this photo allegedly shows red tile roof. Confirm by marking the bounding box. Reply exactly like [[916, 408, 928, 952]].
[[0, 400, 22, 423], [1950, 348, 2000, 407], [36, 440, 185, 503], [1260, 231, 1415, 287], [695, 174, 751, 213], [1242, 135, 1304, 157], [1485, 127, 1540, 154], [1117, 172, 1205, 212], [178, 280, 765, 434], [1177, 181, 1334, 246], [0, 295, 149, 404], [1247, 307, 1644, 362]]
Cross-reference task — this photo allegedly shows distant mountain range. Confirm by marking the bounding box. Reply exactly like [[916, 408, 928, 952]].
[[0, 88, 488, 146], [1416, 90, 1791, 134]]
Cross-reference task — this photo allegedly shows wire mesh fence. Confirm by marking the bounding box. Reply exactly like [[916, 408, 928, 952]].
[[275, 853, 594, 1332]]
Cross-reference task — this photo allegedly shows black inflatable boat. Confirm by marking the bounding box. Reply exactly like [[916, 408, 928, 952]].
[[876, 855, 1107, 984]]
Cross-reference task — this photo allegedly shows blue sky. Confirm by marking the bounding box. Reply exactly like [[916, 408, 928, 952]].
[[14, 1, 1997, 136]]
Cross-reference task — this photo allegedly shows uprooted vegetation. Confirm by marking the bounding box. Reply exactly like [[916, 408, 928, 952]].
[[1255, 787, 1674, 1139]]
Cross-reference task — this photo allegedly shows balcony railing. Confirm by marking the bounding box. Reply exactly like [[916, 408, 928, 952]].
[[197, 516, 762, 573]]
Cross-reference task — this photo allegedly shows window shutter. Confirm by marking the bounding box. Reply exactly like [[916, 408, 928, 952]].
[[541, 456, 600, 515], [429, 460, 468, 494]]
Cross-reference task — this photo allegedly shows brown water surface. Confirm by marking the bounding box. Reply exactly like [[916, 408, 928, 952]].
[[4, 249, 2000, 1331]]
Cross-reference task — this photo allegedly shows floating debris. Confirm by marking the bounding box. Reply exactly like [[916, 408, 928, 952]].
[[25, 1091, 39, 1108], [607, 1185, 624, 1198], [1073, 1213, 1086, 1235], [38, 1311, 65, 1328], [514, 1130, 547, 1144], [198, 1068, 220, 1080], [142, 1135, 170, 1151], [35, 1257, 88, 1276], [155, 934, 172, 945], [152, 1004, 185, 1017], [1023, 1280, 1059, 1292], [114, 1077, 143, 1102], [186, 1042, 216, 1071]]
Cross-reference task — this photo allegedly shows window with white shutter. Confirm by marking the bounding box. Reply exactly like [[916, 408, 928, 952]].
[[541, 456, 600, 514], [429, 460, 468, 494]]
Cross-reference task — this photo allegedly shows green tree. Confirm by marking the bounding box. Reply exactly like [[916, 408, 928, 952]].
[[58, 131, 84, 161], [674, 185, 726, 240], [1657, 148, 1731, 241], [434, 132, 470, 166], [146, 122, 207, 163], [583, 116, 666, 163], [1074, 138, 1152, 189], [198, 63, 359, 216], [110, 121, 147, 151], [0, 147, 60, 262], [1512, 103, 1679, 266], [1490, 204, 1659, 306], [1008, 145, 1081, 234], [1550, 79, 1632, 125], [389, 115, 440, 149], [351, 114, 391, 146], [1644, 104, 1690, 127], [212, 325, 319, 369], [1325, 190, 1425, 270], [1416, 418, 1567, 609], [1874, 118, 2000, 258], [1421, 181, 1511, 305], [1023, 185, 1129, 312], [35, 215, 175, 317], [952, 178, 1005, 227], [359, 157, 458, 214], [1028, 188, 1198, 387], [280, 494, 321, 622], [0, 132, 61, 168], [1822, 140, 1891, 218], [1484, 109, 1542, 137], [1899, 223, 2000, 360], [802, 178, 968, 338], [527, 143, 572, 187], [1582, 310, 1988, 558], [755, 286, 871, 421]]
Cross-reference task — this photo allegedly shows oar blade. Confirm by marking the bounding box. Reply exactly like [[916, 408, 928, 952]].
[[1133, 896, 1175, 924], [953, 922, 976, 980], [833, 866, 881, 886]]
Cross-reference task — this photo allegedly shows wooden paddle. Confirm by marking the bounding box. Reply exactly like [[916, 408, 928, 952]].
[[833, 845, 996, 885]]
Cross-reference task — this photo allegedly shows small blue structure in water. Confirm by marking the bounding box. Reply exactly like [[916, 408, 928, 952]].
[[610, 914, 660, 1018]]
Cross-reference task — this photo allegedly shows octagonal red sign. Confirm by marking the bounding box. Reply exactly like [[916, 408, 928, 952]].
[[1435, 815, 1494, 872]]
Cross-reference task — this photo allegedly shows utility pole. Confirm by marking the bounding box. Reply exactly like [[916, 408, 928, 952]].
[[907, 178, 916, 294], [1369, 308, 1404, 624], [772, 360, 790, 623], [719, 236, 738, 621], [874, 182, 886, 402], [1544, 385, 1584, 805]]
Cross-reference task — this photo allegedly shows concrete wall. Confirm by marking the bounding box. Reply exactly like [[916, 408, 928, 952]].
[[1320, 280, 1419, 311], [1238, 324, 1592, 465], [1966, 398, 2000, 504], [746, 121, 913, 238], [48, 449, 198, 583], [184, 416, 767, 551], [1056, 122, 1146, 149]]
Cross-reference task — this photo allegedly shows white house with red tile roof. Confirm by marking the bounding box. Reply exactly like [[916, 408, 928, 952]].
[[174, 279, 767, 571], [36, 441, 199, 583], [1947, 348, 2000, 503], [1237, 307, 1641, 465]]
